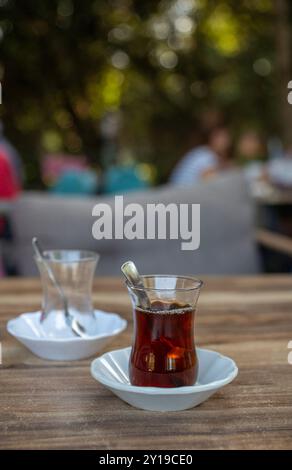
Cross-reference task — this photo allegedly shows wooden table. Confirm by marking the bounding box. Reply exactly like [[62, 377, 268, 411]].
[[1, 276, 292, 450]]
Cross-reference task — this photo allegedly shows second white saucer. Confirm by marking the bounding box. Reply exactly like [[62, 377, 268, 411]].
[[91, 347, 238, 412], [7, 310, 127, 361]]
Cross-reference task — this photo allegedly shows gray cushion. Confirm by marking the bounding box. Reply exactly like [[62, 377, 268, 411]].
[[10, 170, 260, 276]]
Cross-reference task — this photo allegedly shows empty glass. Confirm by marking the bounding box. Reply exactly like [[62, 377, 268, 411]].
[[35, 250, 99, 338]]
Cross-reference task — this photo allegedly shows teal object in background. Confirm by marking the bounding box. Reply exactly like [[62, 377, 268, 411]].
[[51, 169, 98, 196], [103, 165, 149, 194]]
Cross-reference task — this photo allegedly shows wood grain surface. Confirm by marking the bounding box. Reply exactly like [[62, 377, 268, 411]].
[[0, 276, 292, 450]]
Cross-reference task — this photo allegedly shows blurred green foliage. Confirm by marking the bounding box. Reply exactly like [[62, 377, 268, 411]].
[[0, 0, 281, 187]]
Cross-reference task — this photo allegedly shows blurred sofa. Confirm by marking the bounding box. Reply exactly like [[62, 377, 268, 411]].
[[10, 170, 260, 276]]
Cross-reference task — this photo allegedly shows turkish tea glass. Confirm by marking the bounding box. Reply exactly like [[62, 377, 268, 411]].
[[35, 250, 99, 337], [126, 275, 202, 388]]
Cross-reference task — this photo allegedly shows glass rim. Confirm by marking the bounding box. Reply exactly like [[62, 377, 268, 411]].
[[34, 249, 99, 263], [126, 274, 203, 292]]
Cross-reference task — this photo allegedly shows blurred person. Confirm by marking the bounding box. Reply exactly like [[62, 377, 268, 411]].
[[41, 153, 88, 186], [0, 146, 20, 276], [102, 148, 150, 194], [236, 131, 292, 187], [170, 126, 233, 186], [0, 121, 23, 186], [268, 146, 292, 188], [41, 153, 100, 196], [0, 146, 20, 199], [237, 130, 267, 178], [236, 130, 269, 196], [237, 130, 268, 181], [103, 163, 149, 194], [50, 168, 99, 196], [237, 130, 266, 164]]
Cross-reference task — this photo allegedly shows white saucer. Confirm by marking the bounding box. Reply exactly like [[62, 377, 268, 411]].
[[7, 310, 127, 361], [91, 347, 238, 411]]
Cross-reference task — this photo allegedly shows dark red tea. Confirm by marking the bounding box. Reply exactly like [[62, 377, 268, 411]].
[[129, 300, 198, 387]]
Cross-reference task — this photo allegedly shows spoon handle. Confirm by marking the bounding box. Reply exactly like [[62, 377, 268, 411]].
[[32, 238, 68, 314], [121, 261, 151, 310], [32, 238, 87, 338]]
